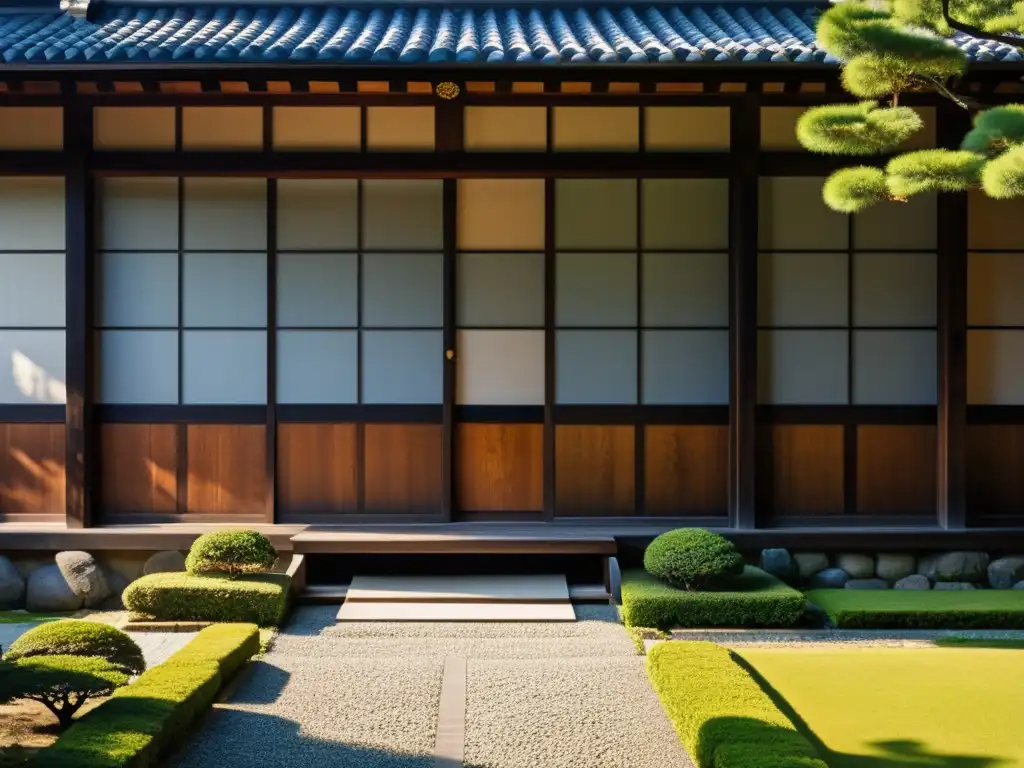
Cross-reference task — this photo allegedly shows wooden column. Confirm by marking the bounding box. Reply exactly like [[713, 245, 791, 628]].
[[64, 98, 94, 529], [936, 103, 970, 529], [728, 95, 760, 529], [264, 106, 277, 524]]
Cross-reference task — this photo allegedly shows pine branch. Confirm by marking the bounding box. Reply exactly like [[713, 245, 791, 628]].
[[942, 0, 1024, 48]]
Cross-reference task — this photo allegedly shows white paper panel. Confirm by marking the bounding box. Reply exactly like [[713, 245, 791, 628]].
[[643, 253, 728, 327], [0, 108, 62, 150], [854, 193, 937, 250], [0, 253, 65, 327], [968, 330, 1024, 404], [456, 330, 545, 405], [457, 253, 544, 327], [643, 330, 729, 405], [642, 179, 729, 250], [277, 180, 358, 250], [94, 107, 175, 150], [98, 178, 178, 252], [555, 179, 637, 250], [98, 330, 178, 404], [182, 107, 263, 150], [277, 252, 358, 328], [557, 253, 637, 327], [276, 330, 358, 404], [758, 252, 848, 327], [182, 331, 267, 404], [183, 178, 267, 251], [272, 107, 360, 151], [183, 252, 267, 328], [464, 107, 547, 151], [759, 177, 848, 251], [0, 330, 66, 404], [362, 180, 443, 250], [645, 107, 730, 151], [968, 253, 1024, 326], [854, 253, 936, 327], [552, 107, 639, 151], [361, 330, 443, 404], [758, 330, 848, 404], [0, 177, 65, 251], [854, 331, 937, 405], [362, 252, 443, 328], [98, 252, 177, 329], [457, 179, 545, 251], [365, 107, 435, 151], [556, 330, 637, 404]]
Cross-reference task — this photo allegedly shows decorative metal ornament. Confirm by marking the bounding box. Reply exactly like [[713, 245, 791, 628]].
[[436, 81, 460, 100]]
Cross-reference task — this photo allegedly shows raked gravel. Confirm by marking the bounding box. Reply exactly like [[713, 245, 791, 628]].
[[169, 605, 696, 768]]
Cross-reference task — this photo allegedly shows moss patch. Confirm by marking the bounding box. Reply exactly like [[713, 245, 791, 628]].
[[807, 588, 1024, 629]]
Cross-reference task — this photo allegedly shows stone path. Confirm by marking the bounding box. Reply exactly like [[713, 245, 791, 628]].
[[169, 605, 694, 768], [0, 621, 196, 669]]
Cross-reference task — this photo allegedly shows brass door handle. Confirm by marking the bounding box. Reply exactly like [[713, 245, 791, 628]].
[[446, 349, 455, 361]]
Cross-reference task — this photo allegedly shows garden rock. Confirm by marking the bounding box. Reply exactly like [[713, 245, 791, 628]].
[[793, 552, 829, 579], [760, 549, 796, 582], [845, 578, 889, 590], [55, 551, 110, 607], [101, 554, 148, 583], [933, 581, 976, 590], [0, 556, 26, 608], [25, 564, 84, 612], [918, 551, 990, 584], [837, 554, 875, 579], [876, 554, 916, 582], [987, 556, 1024, 589], [894, 574, 931, 590], [11, 557, 51, 578], [102, 570, 130, 609], [808, 568, 849, 589], [1015, 581, 1024, 589], [143, 550, 186, 575]]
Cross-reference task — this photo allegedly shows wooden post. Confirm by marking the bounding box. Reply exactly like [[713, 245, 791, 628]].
[[937, 102, 969, 529], [728, 95, 759, 529], [64, 98, 94, 529]]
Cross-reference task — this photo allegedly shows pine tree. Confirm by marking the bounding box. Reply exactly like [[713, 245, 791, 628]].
[[801, 0, 1024, 211]]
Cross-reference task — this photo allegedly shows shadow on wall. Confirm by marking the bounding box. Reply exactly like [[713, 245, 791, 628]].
[[0, 447, 65, 516]]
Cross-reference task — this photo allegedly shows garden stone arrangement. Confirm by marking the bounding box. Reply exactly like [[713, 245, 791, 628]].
[[758, 548, 1024, 590]]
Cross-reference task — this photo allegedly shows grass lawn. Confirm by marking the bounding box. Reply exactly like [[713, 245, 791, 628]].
[[0, 612, 72, 625], [738, 646, 1024, 768], [807, 588, 1024, 628]]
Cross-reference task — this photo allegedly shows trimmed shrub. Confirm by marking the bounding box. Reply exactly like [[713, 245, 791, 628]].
[[123, 572, 289, 626], [621, 567, 806, 629], [643, 529, 744, 591], [807, 588, 1024, 629], [5, 621, 145, 676], [647, 642, 827, 768], [33, 624, 259, 768], [0, 656, 129, 730], [185, 530, 277, 577]]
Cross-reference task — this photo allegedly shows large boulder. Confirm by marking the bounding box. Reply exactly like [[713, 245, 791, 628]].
[[11, 557, 52, 579], [918, 552, 990, 584], [760, 549, 796, 582], [101, 554, 149, 583], [876, 554, 916, 582], [894, 574, 931, 590], [1015, 581, 1024, 590], [845, 578, 890, 590], [0, 556, 26, 608], [837, 554, 875, 579], [793, 553, 829, 579], [933, 581, 976, 590], [808, 568, 849, 589], [55, 551, 111, 608], [99, 570, 131, 610], [25, 564, 84, 612], [143, 550, 186, 575], [987, 556, 1024, 589]]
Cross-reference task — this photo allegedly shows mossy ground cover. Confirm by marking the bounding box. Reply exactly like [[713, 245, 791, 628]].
[[807, 588, 1024, 628], [0, 613, 69, 626], [739, 646, 1024, 768]]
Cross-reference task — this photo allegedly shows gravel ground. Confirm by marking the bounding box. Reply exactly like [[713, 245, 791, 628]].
[[170, 605, 695, 768]]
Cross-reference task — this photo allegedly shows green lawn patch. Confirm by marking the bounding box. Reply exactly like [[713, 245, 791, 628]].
[[647, 642, 826, 768], [739, 646, 1024, 768], [933, 636, 1024, 649], [621, 566, 806, 629], [123, 572, 290, 626], [807, 588, 1024, 629], [32, 623, 260, 768]]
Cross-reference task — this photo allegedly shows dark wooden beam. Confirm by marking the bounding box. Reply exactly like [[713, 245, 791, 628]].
[[442, 178, 457, 521], [937, 102, 971, 530], [728, 95, 759, 529], [264, 106, 278, 525], [64, 99, 94, 529]]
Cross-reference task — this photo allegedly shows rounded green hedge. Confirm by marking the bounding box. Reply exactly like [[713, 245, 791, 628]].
[[644, 528, 744, 591], [185, 530, 277, 577], [4, 620, 145, 676]]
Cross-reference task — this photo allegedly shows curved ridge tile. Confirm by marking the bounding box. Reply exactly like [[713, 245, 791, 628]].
[[345, 7, 389, 61], [455, 8, 478, 62], [190, 7, 252, 60], [262, 6, 318, 60], [289, 7, 340, 60], [548, 8, 585, 60], [318, 9, 364, 60], [373, 6, 412, 61], [525, 8, 559, 62]]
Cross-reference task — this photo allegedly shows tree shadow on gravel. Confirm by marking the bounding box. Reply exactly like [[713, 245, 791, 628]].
[[274, 607, 338, 637], [166, 708, 438, 768], [226, 660, 290, 706]]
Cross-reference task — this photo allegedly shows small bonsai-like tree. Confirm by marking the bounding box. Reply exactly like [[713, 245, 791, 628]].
[[798, 0, 1024, 211], [644, 529, 745, 591], [185, 530, 278, 577], [0, 655, 129, 730], [4, 621, 145, 677]]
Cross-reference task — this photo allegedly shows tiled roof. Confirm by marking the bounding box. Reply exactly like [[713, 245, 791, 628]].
[[0, 3, 1021, 65]]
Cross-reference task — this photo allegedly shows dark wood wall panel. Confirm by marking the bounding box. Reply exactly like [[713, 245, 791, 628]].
[[858, 425, 937, 515], [364, 424, 442, 514], [457, 424, 543, 512], [99, 423, 177, 517], [759, 425, 844, 517], [0, 423, 66, 519], [645, 425, 728, 516], [967, 424, 1024, 517], [186, 425, 266, 516], [277, 423, 358, 517], [555, 425, 634, 516]]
